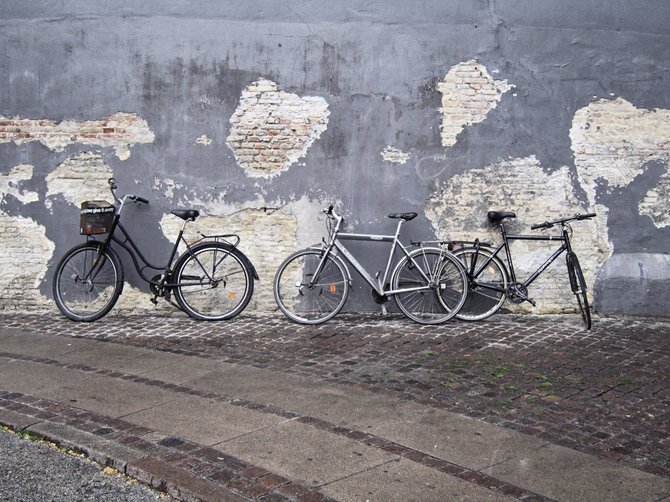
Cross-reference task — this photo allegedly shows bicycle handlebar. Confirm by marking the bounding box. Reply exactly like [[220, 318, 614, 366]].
[[322, 205, 343, 225], [531, 212, 596, 230], [108, 178, 149, 205], [129, 195, 149, 204]]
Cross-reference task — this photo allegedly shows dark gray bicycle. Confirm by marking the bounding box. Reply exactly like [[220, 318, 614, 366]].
[[52, 178, 258, 322], [451, 211, 595, 329]]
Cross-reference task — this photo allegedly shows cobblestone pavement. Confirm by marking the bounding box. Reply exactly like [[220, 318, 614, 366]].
[[3, 311, 669, 482]]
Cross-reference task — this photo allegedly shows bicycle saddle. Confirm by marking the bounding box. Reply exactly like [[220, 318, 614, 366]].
[[389, 212, 417, 221], [487, 211, 516, 223], [171, 209, 200, 221]]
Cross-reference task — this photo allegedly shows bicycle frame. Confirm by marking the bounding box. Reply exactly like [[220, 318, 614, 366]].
[[90, 200, 218, 289], [312, 216, 435, 297], [469, 223, 573, 293], [97, 218, 182, 286]]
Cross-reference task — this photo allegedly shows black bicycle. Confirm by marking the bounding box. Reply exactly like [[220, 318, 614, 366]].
[[451, 211, 595, 329], [52, 178, 258, 322]]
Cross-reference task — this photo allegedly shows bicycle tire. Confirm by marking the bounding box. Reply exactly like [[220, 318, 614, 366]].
[[173, 242, 254, 321], [273, 249, 349, 324], [52, 242, 124, 322], [454, 247, 508, 321], [391, 247, 467, 324], [567, 252, 591, 330]]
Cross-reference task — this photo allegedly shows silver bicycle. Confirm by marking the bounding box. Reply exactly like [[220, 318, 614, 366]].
[[273, 206, 468, 325]]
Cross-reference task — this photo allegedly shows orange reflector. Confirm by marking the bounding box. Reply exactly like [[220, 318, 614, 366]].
[[229, 292, 236, 299], [330, 284, 337, 293]]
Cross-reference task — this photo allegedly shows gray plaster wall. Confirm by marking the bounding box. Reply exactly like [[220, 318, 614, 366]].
[[1, 1, 669, 316]]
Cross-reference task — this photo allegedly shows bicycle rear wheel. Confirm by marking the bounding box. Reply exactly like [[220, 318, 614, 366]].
[[273, 249, 349, 324], [173, 243, 254, 321], [52, 242, 123, 322], [567, 252, 591, 329], [392, 248, 467, 324], [454, 247, 508, 321]]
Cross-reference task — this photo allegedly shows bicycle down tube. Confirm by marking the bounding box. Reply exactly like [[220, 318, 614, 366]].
[[495, 232, 569, 289]]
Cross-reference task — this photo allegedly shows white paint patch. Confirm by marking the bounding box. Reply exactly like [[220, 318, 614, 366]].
[[426, 157, 610, 314], [570, 97, 670, 227], [640, 170, 670, 228], [227, 78, 330, 178], [0, 211, 54, 309], [195, 134, 212, 146], [0, 164, 39, 205], [0, 112, 154, 160], [438, 60, 514, 148], [45, 152, 114, 210], [381, 146, 410, 164], [152, 176, 183, 201]]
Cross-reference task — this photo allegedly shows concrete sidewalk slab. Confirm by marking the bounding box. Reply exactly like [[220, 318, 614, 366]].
[[45, 374, 176, 418], [321, 457, 512, 502], [0, 358, 90, 395], [483, 442, 670, 502], [221, 419, 396, 486], [0, 331, 93, 358], [123, 395, 285, 446]]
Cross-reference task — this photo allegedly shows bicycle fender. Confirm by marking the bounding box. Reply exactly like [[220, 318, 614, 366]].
[[188, 242, 259, 281]]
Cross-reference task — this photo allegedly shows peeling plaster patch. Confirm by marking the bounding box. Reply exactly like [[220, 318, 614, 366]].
[[570, 97, 670, 227], [438, 59, 514, 148], [195, 134, 212, 146], [381, 146, 410, 164], [640, 170, 670, 227], [226, 78, 330, 178], [0, 112, 154, 160], [0, 164, 39, 205], [152, 176, 183, 200], [160, 208, 299, 311], [0, 166, 51, 309], [426, 157, 610, 314], [0, 211, 54, 309], [45, 152, 114, 210]]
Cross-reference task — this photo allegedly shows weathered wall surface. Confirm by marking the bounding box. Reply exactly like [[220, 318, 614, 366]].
[[1, 1, 668, 317]]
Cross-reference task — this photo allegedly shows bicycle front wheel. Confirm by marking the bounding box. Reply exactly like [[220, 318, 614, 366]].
[[454, 247, 508, 321], [52, 242, 124, 322], [392, 248, 467, 324], [173, 243, 254, 321], [567, 252, 591, 330], [273, 249, 349, 324]]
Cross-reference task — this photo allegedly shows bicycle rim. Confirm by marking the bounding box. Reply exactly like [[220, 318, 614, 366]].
[[392, 248, 467, 324], [274, 249, 348, 324], [454, 248, 507, 321], [567, 253, 591, 330], [174, 244, 252, 321], [53, 244, 122, 321]]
